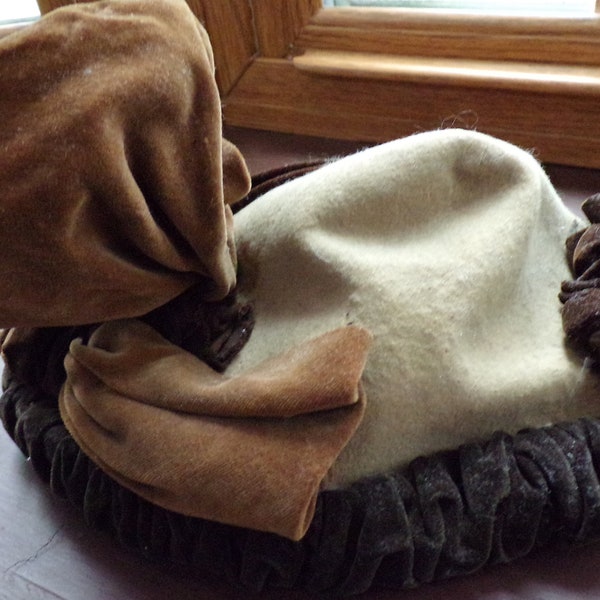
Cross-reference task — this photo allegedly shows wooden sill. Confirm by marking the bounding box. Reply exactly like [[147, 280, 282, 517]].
[[294, 50, 600, 95], [223, 54, 600, 169], [207, 2, 600, 169]]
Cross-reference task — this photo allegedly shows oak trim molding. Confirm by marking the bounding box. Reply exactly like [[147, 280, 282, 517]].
[[223, 56, 600, 168], [294, 49, 600, 96], [186, 0, 256, 94], [298, 8, 600, 66]]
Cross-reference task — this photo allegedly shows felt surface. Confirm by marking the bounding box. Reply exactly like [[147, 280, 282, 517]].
[[232, 129, 600, 486], [0, 0, 250, 327]]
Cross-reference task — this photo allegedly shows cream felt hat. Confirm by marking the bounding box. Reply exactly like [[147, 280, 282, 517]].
[[54, 130, 598, 540], [48, 128, 600, 544], [5, 129, 600, 595], [5, 0, 600, 594], [231, 128, 600, 487]]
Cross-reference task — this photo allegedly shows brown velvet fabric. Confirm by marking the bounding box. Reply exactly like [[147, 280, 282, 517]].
[[0, 0, 373, 541], [0, 0, 250, 328], [58, 320, 372, 540]]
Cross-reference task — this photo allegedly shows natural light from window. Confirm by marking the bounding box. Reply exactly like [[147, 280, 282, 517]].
[[322, 0, 595, 14], [0, 0, 40, 24]]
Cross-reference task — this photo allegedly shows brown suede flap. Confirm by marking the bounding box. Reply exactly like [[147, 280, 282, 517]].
[[0, 0, 250, 328], [59, 321, 373, 540]]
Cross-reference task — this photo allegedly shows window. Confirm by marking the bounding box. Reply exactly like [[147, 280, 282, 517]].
[[322, 0, 594, 14], [0, 1, 39, 25], [190, 0, 600, 169]]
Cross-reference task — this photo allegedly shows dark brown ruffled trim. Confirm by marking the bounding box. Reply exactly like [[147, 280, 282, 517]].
[[4, 168, 600, 596], [561, 194, 600, 357], [141, 286, 254, 373], [4, 368, 600, 595], [1, 288, 254, 399]]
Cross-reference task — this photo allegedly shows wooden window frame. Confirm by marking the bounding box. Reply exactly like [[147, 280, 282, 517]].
[[32, 0, 600, 167], [192, 0, 600, 168]]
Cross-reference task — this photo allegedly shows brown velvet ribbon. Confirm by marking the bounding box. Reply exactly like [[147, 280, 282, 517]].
[[59, 320, 372, 540], [0, 0, 250, 328]]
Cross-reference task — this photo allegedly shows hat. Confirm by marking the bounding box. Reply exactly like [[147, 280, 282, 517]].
[[231, 128, 600, 488], [3, 0, 600, 596], [4, 144, 600, 594]]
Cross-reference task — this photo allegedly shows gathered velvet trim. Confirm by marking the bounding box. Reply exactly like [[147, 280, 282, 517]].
[[3, 167, 600, 595], [4, 370, 600, 596]]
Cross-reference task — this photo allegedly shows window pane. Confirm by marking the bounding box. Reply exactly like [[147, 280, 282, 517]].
[[0, 0, 40, 24], [322, 0, 595, 14]]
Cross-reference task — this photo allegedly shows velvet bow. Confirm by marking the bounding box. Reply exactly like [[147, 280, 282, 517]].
[[59, 320, 372, 540]]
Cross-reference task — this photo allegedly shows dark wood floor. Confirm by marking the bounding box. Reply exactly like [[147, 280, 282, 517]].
[[3, 127, 600, 600]]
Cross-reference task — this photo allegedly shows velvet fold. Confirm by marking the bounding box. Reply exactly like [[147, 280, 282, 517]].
[[58, 320, 372, 540], [0, 0, 250, 327]]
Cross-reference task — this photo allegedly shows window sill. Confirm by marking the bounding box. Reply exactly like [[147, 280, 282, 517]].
[[294, 49, 600, 95], [223, 53, 600, 169], [192, 2, 600, 169]]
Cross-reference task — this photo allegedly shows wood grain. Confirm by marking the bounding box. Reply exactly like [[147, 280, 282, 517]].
[[187, 0, 256, 95], [224, 57, 600, 168], [299, 9, 600, 65], [33, 0, 600, 168], [252, 0, 321, 57], [294, 49, 600, 96]]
